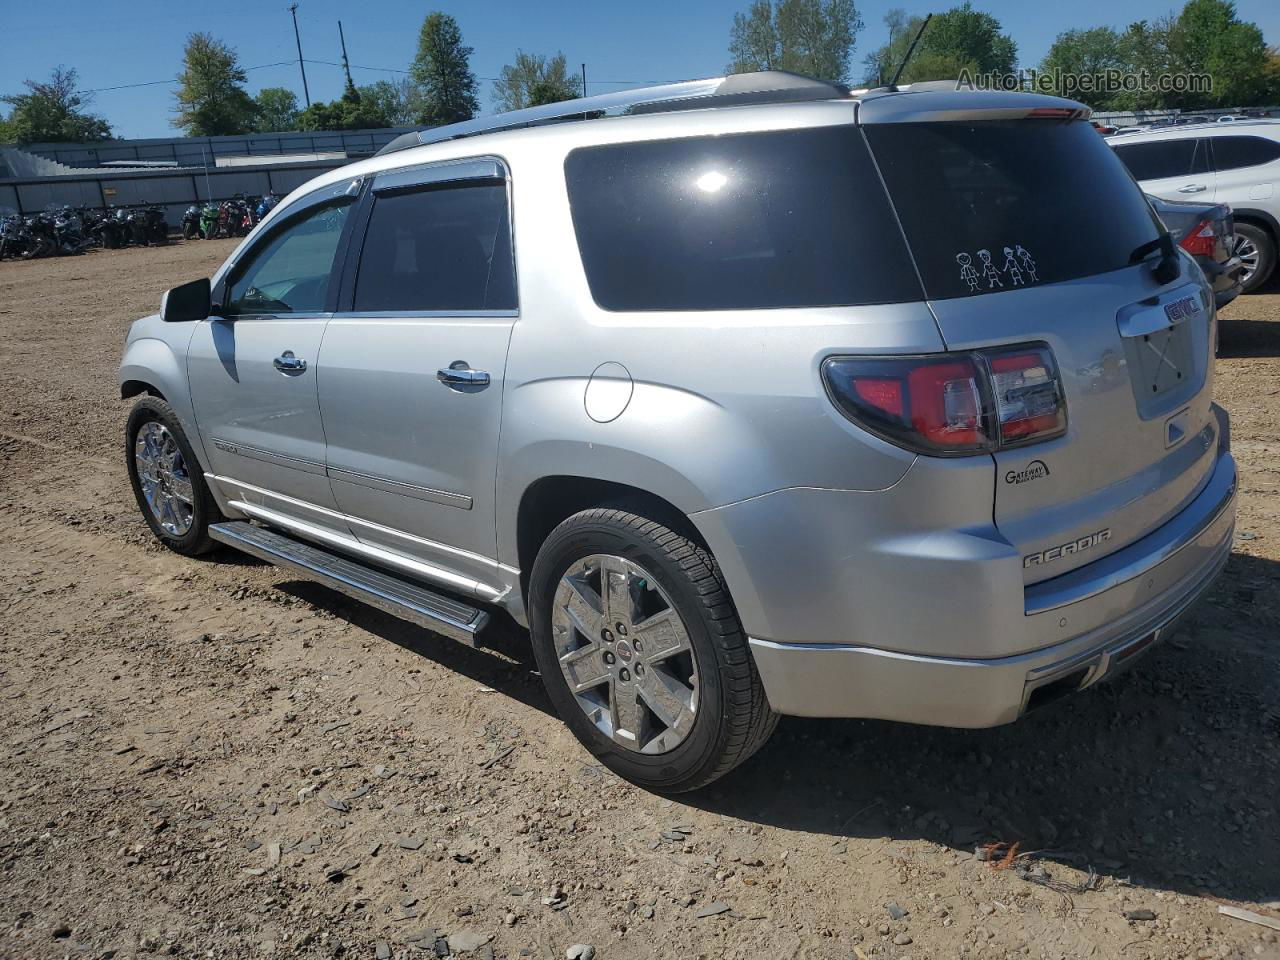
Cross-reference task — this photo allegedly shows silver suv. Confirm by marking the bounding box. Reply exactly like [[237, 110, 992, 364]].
[[119, 72, 1237, 791]]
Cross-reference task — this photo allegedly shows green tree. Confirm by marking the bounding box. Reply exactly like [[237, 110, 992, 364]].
[[1039, 27, 1124, 107], [728, 0, 863, 84], [1109, 18, 1176, 110], [862, 3, 1016, 85], [359, 78, 419, 126], [493, 51, 581, 112], [409, 12, 478, 126], [1167, 0, 1270, 108], [297, 82, 391, 132], [0, 66, 112, 143], [173, 33, 259, 136], [254, 87, 300, 132]]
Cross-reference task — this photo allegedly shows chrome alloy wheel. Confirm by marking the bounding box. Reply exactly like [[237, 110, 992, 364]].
[[551, 554, 699, 755], [1233, 232, 1259, 288], [134, 421, 195, 536]]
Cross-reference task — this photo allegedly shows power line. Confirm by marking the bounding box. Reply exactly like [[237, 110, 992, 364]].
[[306, 59, 685, 86], [84, 61, 296, 94], [82, 57, 688, 96]]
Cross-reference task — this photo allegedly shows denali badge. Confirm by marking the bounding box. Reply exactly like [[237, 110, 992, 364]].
[[1023, 529, 1111, 568], [1005, 459, 1050, 485]]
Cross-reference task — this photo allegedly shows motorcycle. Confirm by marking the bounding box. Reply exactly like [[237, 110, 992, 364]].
[[21, 212, 58, 259], [143, 204, 169, 245], [89, 207, 126, 249], [255, 192, 279, 221], [49, 205, 89, 255], [0, 208, 27, 260], [182, 204, 201, 240], [199, 201, 220, 240]]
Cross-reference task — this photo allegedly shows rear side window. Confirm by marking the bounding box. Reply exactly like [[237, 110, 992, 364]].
[[564, 127, 922, 311], [352, 182, 515, 312], [1111, 138, 1208, 181], [867, 120, 1161, 300], [1213, 135, 1280, 172]]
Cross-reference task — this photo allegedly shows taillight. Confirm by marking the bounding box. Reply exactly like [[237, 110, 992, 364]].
[[1179, 219, 1217, 257], [822, 344, 1067, 457]]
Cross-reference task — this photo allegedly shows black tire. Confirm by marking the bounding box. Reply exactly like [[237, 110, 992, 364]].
[[124, 395, 223, 556], [528, 507, 778, 792], [1236, 222, 1276, 294]]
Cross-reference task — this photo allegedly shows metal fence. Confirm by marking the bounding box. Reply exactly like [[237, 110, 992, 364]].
[[0, 158, 353, 230], [20, 127, 415, 168]]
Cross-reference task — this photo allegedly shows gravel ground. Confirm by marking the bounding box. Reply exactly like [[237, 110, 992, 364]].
[[0, 241, 1278, 960]]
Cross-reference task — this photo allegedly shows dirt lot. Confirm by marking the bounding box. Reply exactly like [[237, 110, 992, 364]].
[[1, 242, 1278, 960]]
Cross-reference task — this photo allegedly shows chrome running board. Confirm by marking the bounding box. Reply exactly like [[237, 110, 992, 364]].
[[208, 521, 489, 645]]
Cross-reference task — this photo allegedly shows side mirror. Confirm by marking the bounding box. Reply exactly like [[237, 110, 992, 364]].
[[160, 277, 212, 323]]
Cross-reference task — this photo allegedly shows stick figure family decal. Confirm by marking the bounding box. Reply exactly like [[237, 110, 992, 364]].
[[955, 246, 1038, 292]]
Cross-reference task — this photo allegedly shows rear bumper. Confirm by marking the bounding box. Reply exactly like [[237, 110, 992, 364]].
[[744, 449, 1236, 725]]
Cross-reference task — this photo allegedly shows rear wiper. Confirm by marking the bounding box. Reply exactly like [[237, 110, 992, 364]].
[[1129, 231, 1180, 284]]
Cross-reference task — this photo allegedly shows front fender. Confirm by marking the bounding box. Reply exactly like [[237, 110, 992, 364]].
[[118, 318, 207, 470]]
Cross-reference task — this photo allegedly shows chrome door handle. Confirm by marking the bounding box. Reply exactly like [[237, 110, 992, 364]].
[[437, 361, 490, 386], [273, 351, 307, 374], [1177, 183, 1207, 193]]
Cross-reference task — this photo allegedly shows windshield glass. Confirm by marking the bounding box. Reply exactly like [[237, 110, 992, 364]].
[[864, 119, 1162, 300]]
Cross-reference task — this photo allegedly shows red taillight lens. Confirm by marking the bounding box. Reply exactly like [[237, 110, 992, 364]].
[[906, 361, 986, 448], [823, 343, 1066, 457], [986, 346, 1068, 446], [1179, 219, 1216, 257]]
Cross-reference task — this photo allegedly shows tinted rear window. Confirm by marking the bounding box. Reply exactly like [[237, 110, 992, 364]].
[[866, 120, 1161, 300], [1213, 135, 1280, 172], [564, 127, 922, 311]]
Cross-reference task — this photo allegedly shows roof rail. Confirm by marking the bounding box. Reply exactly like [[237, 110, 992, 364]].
[[375, 71, 851, 156]]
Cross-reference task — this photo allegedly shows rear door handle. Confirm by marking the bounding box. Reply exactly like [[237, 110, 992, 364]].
[[437, 361, 490, 387], [273, 351, 307, 374], [1177, 183, 1207, 193]]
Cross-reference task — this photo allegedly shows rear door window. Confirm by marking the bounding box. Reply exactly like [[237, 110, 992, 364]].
[[866, 120, 1162, 300], [1111, 138, 1206, 181], [564, 126, 923, 311], [352, 181, 515, 312], [1212, 135, 1280, 172]]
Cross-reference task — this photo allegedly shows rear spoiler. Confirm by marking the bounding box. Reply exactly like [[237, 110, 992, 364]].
[[856, 88, 1091, 124]]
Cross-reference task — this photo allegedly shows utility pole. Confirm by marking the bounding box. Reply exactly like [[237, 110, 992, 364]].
[[581, 63, 587, 97], [289, 3, 311, 107], [338, 20, 354, 91]]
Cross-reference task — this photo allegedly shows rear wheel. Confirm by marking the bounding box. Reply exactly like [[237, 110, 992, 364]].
[[1234, 223, 1276, 293], [125, 396, 222, 556], [529, 507, 777, 792]]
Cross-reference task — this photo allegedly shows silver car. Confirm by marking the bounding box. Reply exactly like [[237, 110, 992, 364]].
[[119, 72, 1237, 791]]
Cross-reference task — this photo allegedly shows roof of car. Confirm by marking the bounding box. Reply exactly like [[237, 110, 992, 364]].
[[375, 70, 1090, 157], [1106, 118, 1280, 143]]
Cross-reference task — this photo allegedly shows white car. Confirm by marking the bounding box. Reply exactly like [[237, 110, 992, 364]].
[[1109, 120, 1280, 291]]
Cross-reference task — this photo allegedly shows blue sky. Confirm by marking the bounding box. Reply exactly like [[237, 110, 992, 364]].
[[3, 0, 1278, 139]]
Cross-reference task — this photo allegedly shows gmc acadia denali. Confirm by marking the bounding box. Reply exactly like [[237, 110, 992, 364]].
[[119, 72, 1237, 790]]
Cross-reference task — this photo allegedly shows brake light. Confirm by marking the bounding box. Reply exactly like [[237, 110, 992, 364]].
[[1179, 219, 1217, 257], [822, 344, 1067, 457]]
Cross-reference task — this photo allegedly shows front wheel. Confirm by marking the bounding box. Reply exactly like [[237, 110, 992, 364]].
[[125, 396, 223, 555], [528, 507, 777, 792]]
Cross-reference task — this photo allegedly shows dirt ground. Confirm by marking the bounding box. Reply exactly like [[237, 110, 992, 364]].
[[1, 241, 1277, 960]]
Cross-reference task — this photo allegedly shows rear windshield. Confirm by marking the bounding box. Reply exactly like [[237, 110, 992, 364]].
[[864, 120, 1161, 300], [564, 126, 923, 311]]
